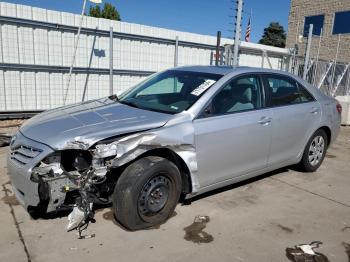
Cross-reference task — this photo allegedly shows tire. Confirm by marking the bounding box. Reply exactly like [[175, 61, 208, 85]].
[[112, 156, 182, 231], [299, 129, 328, 172]]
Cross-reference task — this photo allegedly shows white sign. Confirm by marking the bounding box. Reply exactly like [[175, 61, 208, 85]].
[[191, 79, 217, 96]]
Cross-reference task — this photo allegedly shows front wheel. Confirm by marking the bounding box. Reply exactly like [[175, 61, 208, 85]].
[[112, 156, 182, 231], [299, 129, 328, 172]]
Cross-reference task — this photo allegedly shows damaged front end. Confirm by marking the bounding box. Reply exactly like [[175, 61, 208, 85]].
[[30, 123, 199, 236], [31, 149, 112, 234]]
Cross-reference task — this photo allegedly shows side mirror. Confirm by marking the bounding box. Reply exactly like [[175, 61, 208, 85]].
[[200, 103, 214, 118]]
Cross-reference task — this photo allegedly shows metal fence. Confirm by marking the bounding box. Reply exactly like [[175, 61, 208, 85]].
[[291, 57, 350, 97], [0, 2, 291, 113]]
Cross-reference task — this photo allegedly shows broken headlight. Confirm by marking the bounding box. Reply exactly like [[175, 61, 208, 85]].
[[61, 150, 92, 172], [94, 143, 118, 158]]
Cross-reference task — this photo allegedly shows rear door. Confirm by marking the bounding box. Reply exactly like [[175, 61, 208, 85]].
[[193, 74, 273, 187], [262, 74, 321, 165]]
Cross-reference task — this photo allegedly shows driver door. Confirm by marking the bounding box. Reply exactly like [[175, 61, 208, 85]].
[[193, 74, 273, 187]]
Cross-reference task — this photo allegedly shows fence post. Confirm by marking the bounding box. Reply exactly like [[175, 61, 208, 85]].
[[303, 24, 313, 80], [109, 27, 114, 95], [330, 34, 341, 93], [174, 36, 179, 67], [215, 31, 221, 66]]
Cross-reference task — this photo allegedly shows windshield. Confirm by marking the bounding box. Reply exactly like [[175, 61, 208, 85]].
[[118, 70, 222, 114]]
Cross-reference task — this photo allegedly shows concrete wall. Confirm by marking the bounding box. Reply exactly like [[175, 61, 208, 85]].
[[287, 0, 350, 62], [0, 2, 290, 112]]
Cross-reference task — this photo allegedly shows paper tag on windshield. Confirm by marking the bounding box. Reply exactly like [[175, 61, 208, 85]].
[[191, 79, 216, 96]]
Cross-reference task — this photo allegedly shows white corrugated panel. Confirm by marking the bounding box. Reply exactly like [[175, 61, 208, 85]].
[[0, 71, 5, 111], [2, 25, 19, 64], [62, 31, 75, 67], [0, 25, 3, 63], [32, 6, 47, 22], [4, 71, 21, 111], [50, 73, 64, 108], [48, 30, 63, 65], [16, 4, 32, 19], [21, 72, 37, 110], [75, 33, 88, 67], [36, 72, 50, 110], [98, 34, 109, 68], [63, 73, 77, 105], [34, 28, 49, 65], [61, 11, 75, 27], [18, 27, 35, 64], [0, 2, 17, 17], [47, 9, 61, 24]]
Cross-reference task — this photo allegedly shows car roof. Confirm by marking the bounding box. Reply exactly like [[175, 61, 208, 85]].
[[173, 65, 293, 77]]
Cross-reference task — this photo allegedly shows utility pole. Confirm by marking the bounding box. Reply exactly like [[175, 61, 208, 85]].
[[233, 0, 243, 67], [303, 24, 313, 80]]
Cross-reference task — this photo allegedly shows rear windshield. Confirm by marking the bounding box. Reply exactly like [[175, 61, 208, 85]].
[[118, 70, 222, 114]]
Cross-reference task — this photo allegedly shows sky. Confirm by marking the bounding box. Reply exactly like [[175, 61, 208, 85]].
[[3, 0, 291, 43]]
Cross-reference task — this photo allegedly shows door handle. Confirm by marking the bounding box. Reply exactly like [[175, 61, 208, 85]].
[[310, 107, 319, 114], [258, 116, 272, 125]]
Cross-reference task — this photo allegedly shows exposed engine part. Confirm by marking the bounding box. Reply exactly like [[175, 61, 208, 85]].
[[31, 150, 112, 237]]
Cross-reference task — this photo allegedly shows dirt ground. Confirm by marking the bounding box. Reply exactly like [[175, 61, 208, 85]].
[[0, 125, 349, 262]]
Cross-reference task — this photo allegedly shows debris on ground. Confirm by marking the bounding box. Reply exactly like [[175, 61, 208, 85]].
[[0, 119, 25, 128], [183, 215, 213, 244], [0, 119, 25, 146], [286, 241, 330, 262], [67, 203, 96, 239]]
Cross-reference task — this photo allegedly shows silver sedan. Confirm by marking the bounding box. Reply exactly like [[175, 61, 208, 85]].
[[8, 66, 341, 231]]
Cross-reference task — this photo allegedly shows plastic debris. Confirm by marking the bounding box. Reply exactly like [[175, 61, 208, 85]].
[[286, 241, 330, 262], [67, 206, 85, 231]]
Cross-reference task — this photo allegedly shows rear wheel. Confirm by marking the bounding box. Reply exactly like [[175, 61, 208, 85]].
[[112, 156, 182, 230], [299, 129, 328, 172]]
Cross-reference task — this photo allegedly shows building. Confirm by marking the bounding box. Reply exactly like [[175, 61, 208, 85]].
[[287, 0, 350, 63]]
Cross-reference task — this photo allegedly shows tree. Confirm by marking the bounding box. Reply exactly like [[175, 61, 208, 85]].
[[89, 5, 102, 18], [89, 2, 121, 21], [259, 22, 286, 48]]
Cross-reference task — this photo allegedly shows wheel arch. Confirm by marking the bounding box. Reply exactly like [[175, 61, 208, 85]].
[[140, 148, 193, 195], [110, 147, 193, 195], [318, 126, 331, 147]]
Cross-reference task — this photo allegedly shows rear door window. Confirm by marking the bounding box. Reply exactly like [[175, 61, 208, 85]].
[[264, 75, 313, 107]]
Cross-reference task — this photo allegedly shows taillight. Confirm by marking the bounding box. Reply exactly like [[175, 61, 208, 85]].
[[336, 101, 342, 114]]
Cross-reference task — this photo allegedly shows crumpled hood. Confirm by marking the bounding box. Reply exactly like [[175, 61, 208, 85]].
[[20, 97, 172, 150]]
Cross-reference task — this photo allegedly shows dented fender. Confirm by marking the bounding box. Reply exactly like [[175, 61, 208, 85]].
[[92, 117, 200, 193]]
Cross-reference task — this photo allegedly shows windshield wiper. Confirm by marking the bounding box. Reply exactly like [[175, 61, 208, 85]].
[[119, 100, 143, 109]]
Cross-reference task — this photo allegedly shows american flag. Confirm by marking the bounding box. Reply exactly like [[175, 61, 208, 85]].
[[245, 16, 251, 42]]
